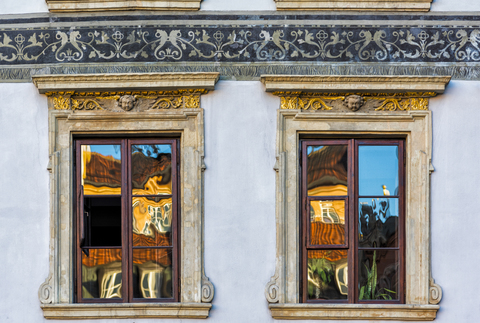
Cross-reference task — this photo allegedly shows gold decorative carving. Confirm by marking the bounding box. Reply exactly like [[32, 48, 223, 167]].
[[46, 89, 208, 111], [272, 91, 433, 112]]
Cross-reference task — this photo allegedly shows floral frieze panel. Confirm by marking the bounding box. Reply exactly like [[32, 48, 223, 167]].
[[2, 26, 480, 64], [46, 90, 206, 111]]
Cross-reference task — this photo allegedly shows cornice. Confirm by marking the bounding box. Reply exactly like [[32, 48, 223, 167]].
[[275, 0, 432, 12], [261, 75, 451, 94], [46, 0, 202, 12], [32, 72, 220, 94]]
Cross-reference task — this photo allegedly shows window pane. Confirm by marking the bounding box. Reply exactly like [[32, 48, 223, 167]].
[[83, 197, 122, 247], [359, 145, 399, 196], [132, 197, 172, 247], [307, 145, 348, 196], [307, 250, 348, 300], [133, 249, 173, 299], [358, 198, 398, 248], [81, 145, 122, 195], [310, 200, 346, 245], [82, 248, 122, 299], [132, 144, 172, 195], [358, 249, 399, 301]]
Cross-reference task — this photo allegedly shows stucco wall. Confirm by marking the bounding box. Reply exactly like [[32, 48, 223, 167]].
[[0, 81, 480, 322]]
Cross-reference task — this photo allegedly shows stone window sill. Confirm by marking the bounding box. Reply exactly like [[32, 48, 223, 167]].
[[45, 0, 202, 12], [274, 0, 432, 11], [269, 304, 439, 321], [41, 303, 212, 319]]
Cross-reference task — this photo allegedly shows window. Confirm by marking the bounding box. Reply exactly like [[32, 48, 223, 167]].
[[301, 139, 405, 304], [273, 0, 432, 11], [32, 72, 219, 319], [76, 139, 179, 302], [261, 75, 450, 320]]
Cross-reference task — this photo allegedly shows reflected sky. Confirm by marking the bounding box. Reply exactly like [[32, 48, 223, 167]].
[[88, 145, 121, 160], [359, 146, 399, 196], [132, 145, 171, 158]]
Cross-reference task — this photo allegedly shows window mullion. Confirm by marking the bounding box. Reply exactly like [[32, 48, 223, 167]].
[[349, 139, 357, 304], [122, 139, 130, 303]]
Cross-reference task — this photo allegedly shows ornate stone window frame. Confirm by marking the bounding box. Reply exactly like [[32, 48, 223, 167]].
[[33, 72, 219, 319], [261, 75, 450, 320], [45, 0, 203, 12], [274, 0, 432, 11]]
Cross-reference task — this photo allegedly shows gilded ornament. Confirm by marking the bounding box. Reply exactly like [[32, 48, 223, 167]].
[[299, 97, 334, 110], [52, 96, 71, 110], [184, 95, 200, 109], [280, 96, 299, 109], [151, 97, 183, 109]]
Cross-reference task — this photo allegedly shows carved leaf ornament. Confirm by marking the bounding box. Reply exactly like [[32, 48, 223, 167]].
[[2, 28, 480, 64]]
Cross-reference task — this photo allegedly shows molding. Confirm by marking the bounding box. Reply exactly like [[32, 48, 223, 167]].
[[429, 278, 443, 305], [41, 303, 212, 319], [32, 73, 219, 94], [274, 0, 432, 11], [269, 304, 439, 320], [261, 75, 451, 94], [46, 0, 202, 12]]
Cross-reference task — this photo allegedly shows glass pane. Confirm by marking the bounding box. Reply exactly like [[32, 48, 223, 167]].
[[307, 250, 348, 300], [132, 197, 172, 247], [84, 197, 122, 247], [359, 198, 399, 248], [132, 144, 172, 195], [81, 248, 122, 299], [133, 249, 173, 299], [81, 145, 122, 195], [358, 249, 399, 301], [307, 145, 348, 196], [310, 200, 346, 245], [359, 145, 399, 196]]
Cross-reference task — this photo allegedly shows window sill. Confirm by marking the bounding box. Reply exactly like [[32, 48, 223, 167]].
[[45, 0, 202, 12], [269, 304, 439, 320], [274, 0, 432, 11], [41, 303, 212, 319]]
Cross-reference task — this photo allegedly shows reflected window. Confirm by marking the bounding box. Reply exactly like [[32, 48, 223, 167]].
[[76, 139, 178, 303], [301, 139, 404, 303]]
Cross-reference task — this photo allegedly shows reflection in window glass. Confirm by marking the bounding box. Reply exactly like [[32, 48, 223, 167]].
[[82, 249, 122, 299], [132, 144, 172, 195], [81, 145, 122, 195], [133, 249, 173, 299], [307, 250, 348, 300], [359, 198, 398, 248], [132, 197, 172, 247], [359, 146, 398, 196], [307, 145, 348, 196], [310, 200, 346, 246]]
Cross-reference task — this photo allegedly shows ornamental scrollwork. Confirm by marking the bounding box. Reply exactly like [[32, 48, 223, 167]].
[[3, 27, 480, 64], [46, 90, 207, 111]]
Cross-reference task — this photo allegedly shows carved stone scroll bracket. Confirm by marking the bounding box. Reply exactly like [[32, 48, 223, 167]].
[[429, 278, 443, 304], [265, 273, 280, 303], [201, 274, 215, 303], [38, 277, 54, 304]]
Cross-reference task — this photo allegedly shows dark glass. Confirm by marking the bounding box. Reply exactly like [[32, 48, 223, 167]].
[[81, 145, 122, 195], [359, 145, 399, 196], [358, 198, 398, 248], [310, 200, 346, 246], [132, 197, 172, 247], [83, 197, 122, 247], [358, 249, 399, 301], [133, 249, 173, 299], [307, 250, 348, 300], [132, 144, 172, 195], [81, 248, 122, 299], [307, 145, 348, 196]]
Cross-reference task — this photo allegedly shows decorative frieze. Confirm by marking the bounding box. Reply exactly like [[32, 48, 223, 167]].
[[45, 89, 207, 111]]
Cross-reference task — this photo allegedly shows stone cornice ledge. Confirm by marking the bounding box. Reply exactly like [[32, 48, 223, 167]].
[[46, 0, 202, 12], [41, 302, 212, 319], [261, 75, 451, 94], [33, 72, 220, 94], [274, 0, 432, 11], [269, 304, 439, 321]]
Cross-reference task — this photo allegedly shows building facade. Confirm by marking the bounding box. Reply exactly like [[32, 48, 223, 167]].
[[1, 0, 480, 322]]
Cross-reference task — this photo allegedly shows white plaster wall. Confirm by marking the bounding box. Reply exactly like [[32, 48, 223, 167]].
[[1, 80, 480, 323], [431, 0, 480, 11], [1, 0, 48, 15]]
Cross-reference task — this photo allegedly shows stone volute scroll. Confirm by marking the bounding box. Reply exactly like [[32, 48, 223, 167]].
[[261, 75, 451, 321], [32, 72, 219, 320]]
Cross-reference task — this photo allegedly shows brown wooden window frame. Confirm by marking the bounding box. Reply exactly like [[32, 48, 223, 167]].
[[300, 138, 405, 304], [74, 137, 180, 303]]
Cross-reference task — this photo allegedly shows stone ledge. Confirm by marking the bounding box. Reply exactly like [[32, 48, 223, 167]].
[[275, 0, 432, 11], [261, 75, 451, 94], [46, 0, 202, 12], [41, 302, 212, 319], [32, 72, 220, 94], [269, 304, 439, 320]]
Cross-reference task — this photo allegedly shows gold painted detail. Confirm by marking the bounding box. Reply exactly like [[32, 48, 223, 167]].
[[273, 91, 433, 111], [46, 89, 208, 110]]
